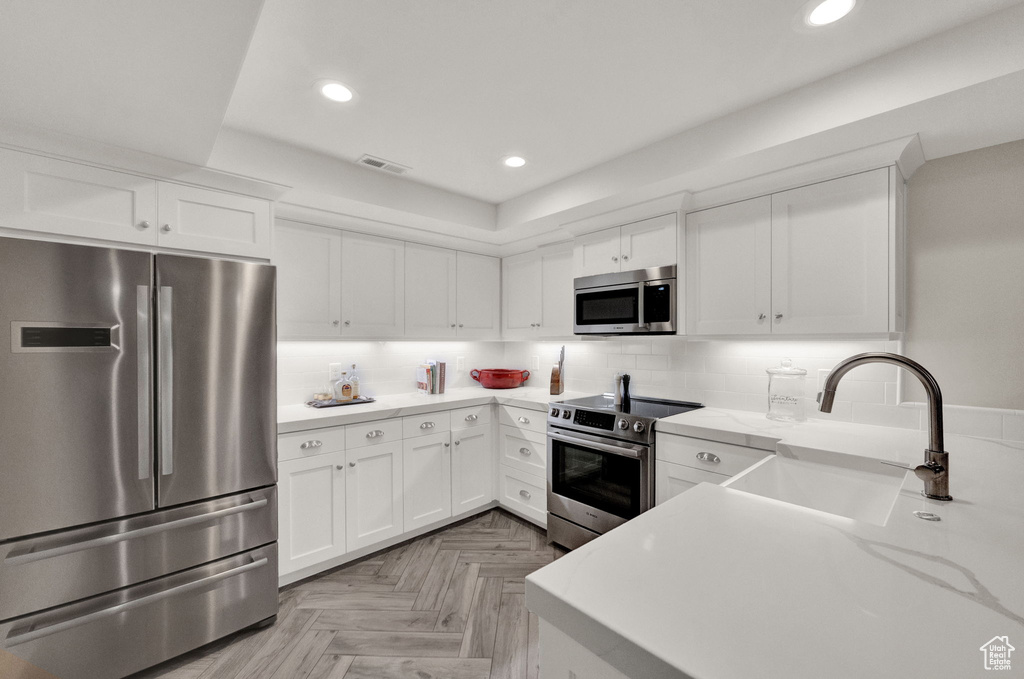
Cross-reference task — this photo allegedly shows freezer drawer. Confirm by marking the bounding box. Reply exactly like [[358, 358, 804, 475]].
[[0, 544, 278, 679], [0, 487, 276, 621]]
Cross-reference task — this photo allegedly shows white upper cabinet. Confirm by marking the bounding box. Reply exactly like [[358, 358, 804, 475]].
[[573, 213, 677, 277], [0, 148, 272, 258], [156, 182, 271, 259], [685, 168, 898, 336], [341, 232, 405, 338], [274, 221, 343, 338], [502, 244, 573, 339], [770, 169, 890, 334], [405, 243, 458, 339], [0, 148, 158, 246], [403, 246, 500, 340], [455, 251, 501, 339], [686, 196, 772, 336]]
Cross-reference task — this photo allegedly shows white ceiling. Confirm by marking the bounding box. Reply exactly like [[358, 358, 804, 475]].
[[222, 0, 1023, 203], [0, 0, 1021, 209]]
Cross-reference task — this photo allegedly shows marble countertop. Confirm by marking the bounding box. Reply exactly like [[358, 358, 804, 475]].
[[528, 409, 1024, 679], [278, 386, 590, 433]]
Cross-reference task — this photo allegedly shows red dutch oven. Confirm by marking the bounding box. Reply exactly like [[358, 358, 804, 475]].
[[470, 368, 531, 389]]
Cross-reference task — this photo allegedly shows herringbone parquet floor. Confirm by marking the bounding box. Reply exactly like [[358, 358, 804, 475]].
[[132, 509, 567, 679]]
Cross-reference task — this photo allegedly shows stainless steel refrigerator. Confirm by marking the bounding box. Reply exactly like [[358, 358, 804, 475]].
[[0, 237, 278, 679]]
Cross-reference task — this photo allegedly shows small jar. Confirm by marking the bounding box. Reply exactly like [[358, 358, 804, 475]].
[[766, 358, 807, 422], [313, 384, 334, 402]]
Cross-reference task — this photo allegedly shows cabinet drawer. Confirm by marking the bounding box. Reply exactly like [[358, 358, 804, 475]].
[[500, 425, 546, 476], [655, 460, 729, 505], [346, 418, 403, 449], [403, 411, 451, 439], [450, 404, 492, 428], [657, 434, 772, 477], [498, 405, 545, 433], [499, 466, 546, 525], [279, 427, 346, 462]]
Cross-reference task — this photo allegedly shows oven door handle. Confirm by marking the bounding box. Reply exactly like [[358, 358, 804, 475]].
[[547, 430, 646, 459]]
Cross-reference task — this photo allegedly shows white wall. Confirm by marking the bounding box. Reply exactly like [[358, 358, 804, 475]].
[[904, 139, 1024, 411]]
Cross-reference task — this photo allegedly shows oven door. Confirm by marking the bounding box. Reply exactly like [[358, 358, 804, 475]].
[[573, 282, 642, 334], [547, 428, 651, 536]]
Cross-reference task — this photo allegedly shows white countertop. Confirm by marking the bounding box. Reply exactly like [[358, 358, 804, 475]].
[[278, 386, 590, 433], [528, 409, 1024, 679]]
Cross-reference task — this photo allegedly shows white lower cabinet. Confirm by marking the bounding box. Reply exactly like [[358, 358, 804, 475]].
[[346, 441, 404, 551], [452, 423, 494, 515], [655, 461, 729, 505], [278, 450, 347, 576], [655, 433, 773, 505], [499, 465, 547, 526], [402, 432, 452, 532]]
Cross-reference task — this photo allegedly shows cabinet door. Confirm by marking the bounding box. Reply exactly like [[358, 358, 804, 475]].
[[346, 441, 403, 551], [573, 227, 621, 277], [405, 243, 457, 339], [403, 432, 452, 531], [157, 183, 271, 258], [685, 196, 772, 335], [0, 148, 158, 245], [539, 246, 574, 338], [771, 169, 890, 334], [278, 451, 346, 575], [341, 232, 405, 338], [502, 251, 542, 339], [655, 460, 728, 505], [456, 251, 500, 339], [619, 213, 677, 271], [274, 221, 342, 338], [451, 425, 494, 515]]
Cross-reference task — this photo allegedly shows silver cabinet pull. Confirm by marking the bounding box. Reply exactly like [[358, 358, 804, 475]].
[[621, 254, 629, 261], [333, 320, 340, 326], [465, 414, 478, 422], [696, 452, 721, 464], [375, 429, 384, 437], [611, 256, 618, 262], [420, 422, 435, 429], [300, 440, 322, 450], [6, 555, 268, 645], [519, 447, 531, 456], [454, 440, 460, 446], [344, 320, 351, 326], [450, 323, 456, 328], [158, 286, 174, 476], [136, 285, 151, 481], [775, 313, 783, 320], [444, 442, 450, 448], [349, 461, 356, 467], [758, 313, 767, 321], [139, 220, 151, 230], [366, 430, 377, 439], [161, 223, 172, 232], [336, 465, 344, 470], [517, 416, 530, 424], [458, 324, 463, 328], [519, 489, 531, 499]]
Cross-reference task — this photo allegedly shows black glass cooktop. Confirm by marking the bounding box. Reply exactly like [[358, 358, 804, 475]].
[[557, 394, 703, 419]]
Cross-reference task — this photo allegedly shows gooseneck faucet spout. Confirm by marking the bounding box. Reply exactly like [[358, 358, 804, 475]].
[[817, 352, 952, 501]]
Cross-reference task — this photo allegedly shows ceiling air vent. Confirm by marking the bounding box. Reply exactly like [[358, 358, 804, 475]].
[[357, 154, 411, 176]]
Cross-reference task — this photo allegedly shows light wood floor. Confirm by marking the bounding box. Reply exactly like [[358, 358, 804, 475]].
[[132, 509, 567, 679]]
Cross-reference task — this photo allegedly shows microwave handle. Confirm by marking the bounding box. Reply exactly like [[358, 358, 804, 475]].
[[638, 282, 647, 329]]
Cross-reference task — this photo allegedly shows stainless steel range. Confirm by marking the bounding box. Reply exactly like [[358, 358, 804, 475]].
[[546, 393, 703, 549]]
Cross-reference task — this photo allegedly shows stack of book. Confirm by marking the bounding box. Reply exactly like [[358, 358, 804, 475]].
[[416, 360, 446, 394]]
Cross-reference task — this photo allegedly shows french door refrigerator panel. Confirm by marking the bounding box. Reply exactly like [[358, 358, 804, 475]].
[[0, 238, 154, 541], [154, 254, 277, 507]]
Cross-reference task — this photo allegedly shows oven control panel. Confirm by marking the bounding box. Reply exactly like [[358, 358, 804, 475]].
[[573, 409, 616, 431]]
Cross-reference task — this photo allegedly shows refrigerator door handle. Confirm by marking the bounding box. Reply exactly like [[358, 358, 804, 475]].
[[158, 286, 174, 476], [4, 497, 269, 567], [137, 285, 151, 480], [4, 555, 269, 646]]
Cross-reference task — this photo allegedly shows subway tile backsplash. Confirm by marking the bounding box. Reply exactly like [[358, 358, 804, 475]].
[[278, 337, 1022, 443]]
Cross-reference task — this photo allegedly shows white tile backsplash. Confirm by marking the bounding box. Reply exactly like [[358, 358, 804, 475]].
[[277, 336, 1022, 443]]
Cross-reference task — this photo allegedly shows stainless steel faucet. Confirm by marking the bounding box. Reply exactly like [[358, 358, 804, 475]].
[[817, 352, 952, 501]]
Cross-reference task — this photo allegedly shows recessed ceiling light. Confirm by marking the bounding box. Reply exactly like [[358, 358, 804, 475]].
[[319, 80, 355, 103], [504, 156, 527, 168], [806, 0, 856, 26]]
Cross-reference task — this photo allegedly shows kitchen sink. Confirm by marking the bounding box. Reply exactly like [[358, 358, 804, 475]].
[[722, 452, 907, 526]]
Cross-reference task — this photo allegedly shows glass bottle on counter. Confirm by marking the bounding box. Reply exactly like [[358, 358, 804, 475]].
[[350, 364, 360, 399], [333, 370, 353, 402]]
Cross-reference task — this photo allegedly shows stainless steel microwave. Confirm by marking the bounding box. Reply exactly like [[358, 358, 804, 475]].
[[573, 265, 676, 335]]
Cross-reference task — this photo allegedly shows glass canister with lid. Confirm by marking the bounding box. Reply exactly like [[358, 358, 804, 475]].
[[766, 358, 807, 422]]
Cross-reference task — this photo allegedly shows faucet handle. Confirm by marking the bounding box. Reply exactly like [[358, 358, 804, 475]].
[[880, 459, 945, 481]]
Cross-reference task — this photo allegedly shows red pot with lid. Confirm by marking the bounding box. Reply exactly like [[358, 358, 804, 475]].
[[470, 368, 531, 389]]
